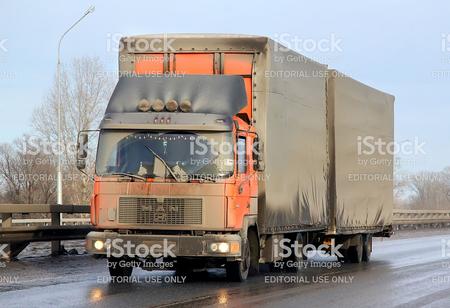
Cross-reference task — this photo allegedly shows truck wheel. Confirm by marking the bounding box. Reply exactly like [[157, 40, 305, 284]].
[[175, 258, 193, 276], [226, 230, 257, 282], [268, 262, 282, 272], [285, 233, 306, 272], [347, 239, 363, 263], [337, 249, 348, 263], [107, 257, 133, 279], [362, 234, 372, 262], [248, 229, 260, 276]]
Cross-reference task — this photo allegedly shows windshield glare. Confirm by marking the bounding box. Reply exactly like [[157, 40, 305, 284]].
[[95, 130, 234, 180]]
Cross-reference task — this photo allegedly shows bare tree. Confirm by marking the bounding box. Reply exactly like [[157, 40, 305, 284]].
[[405, 169, 450, 209], [394, 173, 410, 209], [30, 56, 115, 204], [0, 136, 56, 204]]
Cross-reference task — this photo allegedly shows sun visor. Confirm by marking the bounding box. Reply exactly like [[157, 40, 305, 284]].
[[106, 74, 247, 116]]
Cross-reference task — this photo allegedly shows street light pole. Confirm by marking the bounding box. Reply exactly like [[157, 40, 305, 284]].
[[56, 5, 95, 206]]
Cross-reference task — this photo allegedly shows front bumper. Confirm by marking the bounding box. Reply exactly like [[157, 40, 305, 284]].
[[86, 231, 242, 258]]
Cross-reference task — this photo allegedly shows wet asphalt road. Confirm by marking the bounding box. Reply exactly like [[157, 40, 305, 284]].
[[1, 231, 450, 308]]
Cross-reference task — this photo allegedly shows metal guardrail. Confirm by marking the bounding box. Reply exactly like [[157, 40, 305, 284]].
[[0, 218, 90, 225], [0, 204, 90, 214], [0, 204, 92, 260], [392, 209, 450, 225]]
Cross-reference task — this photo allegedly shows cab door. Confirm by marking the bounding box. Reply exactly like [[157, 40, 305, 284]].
[[227, 133, 251, 228]]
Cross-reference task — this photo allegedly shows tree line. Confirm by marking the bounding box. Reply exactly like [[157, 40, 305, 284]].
[[395, 167, 450, 209]]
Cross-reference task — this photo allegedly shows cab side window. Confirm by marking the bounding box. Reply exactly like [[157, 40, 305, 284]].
[[237, 137, 247, 174]]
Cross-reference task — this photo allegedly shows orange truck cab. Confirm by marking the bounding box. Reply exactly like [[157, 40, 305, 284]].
[[82, 35, 262, 281]]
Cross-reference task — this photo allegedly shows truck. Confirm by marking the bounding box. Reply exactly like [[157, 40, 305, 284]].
[[78, 34, 394, 281]]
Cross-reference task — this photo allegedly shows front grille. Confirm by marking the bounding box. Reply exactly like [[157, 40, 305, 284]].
[[118, 197, 202, 225]]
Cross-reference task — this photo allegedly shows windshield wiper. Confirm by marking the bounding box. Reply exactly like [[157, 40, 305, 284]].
[[110, 172, 146, 181], [141, 143, 186, 182]]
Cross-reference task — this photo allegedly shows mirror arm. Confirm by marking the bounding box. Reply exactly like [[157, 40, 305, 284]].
[[77, 166, 94, 181]]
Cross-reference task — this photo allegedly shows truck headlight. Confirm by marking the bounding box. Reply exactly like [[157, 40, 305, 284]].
[[94, 240, 104, 250], [218, 243, 230, 253], [209, 242, 231, 253]]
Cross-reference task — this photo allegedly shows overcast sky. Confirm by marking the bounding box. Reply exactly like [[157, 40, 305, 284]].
[[0, 0, 449, 172]]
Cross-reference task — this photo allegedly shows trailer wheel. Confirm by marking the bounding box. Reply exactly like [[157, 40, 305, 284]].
[[107, 257, 133, 279], [362, 234, 372, 262], [347, 238, 363, 263], [226, 230, 257, 282], [285, 233, 306, 272]]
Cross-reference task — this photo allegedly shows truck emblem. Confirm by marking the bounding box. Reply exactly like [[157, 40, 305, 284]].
[[154, 211, 167, 223]]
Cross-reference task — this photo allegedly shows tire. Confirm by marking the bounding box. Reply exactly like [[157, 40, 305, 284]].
[[362, 234, 372, 262], [248, 229, 260, 276], [285, 233, 306, 272], [175, 258, 193, 276], [107, 257, 133, 279], [347, 237, 363, 264], [337, 248, 348, 263], [268, 262, 282, 272], [226, 229, 258, 282], [226, 260, 248, 282]]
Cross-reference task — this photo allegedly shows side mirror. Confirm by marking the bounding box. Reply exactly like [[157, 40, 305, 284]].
[[77, 158, 86, 171], [76, 132, 88, 170], [256, 160, 265, 172]]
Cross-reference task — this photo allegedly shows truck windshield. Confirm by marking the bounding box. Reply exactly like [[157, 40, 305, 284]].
[[95, 130, 234, 180]]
